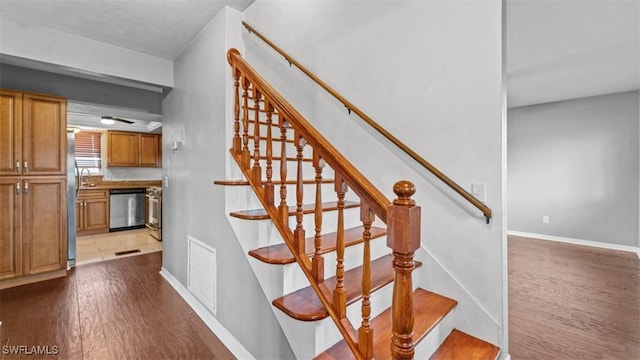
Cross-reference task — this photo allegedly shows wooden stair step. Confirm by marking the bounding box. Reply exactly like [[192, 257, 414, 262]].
[[214, 178, 334, 186], [249, 226, 387, 264], [315, 288, 457, 360], [259, 136, 294, 143], [429, 329, 500, 360], [249, 155, 313, 162], [248, 118, 289, 128], [230, 201, 360, 220], [272, 254, 422, 321]]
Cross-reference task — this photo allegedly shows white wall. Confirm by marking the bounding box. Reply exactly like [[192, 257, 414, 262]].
[[0, 17, 173, 87], [509, 91, 640, 248], [160, 7, 294, 359], [244, 0, 506, 352]]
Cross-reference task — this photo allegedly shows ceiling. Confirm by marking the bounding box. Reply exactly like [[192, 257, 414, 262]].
[[0, 0, 254, 60], [507, 0, 639, 108], [0, 0, 637, 117]]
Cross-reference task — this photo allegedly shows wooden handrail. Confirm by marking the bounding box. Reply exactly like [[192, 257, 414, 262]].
[[243, 21, 492, 223], [229, 48, 391, 222], [228, 48, 422, 359]]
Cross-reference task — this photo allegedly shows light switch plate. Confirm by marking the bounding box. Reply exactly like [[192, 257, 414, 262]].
[[471, 183, 486, 202]]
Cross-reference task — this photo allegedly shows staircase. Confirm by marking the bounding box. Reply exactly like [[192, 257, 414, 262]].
[[216, 48, 500, 359]]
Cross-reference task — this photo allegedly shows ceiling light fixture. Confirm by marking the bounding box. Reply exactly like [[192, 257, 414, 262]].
[[100, 118, 115, 125]]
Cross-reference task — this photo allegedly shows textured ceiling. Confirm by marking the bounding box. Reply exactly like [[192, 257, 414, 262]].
[[0, 0, 254, 60], [1, 0, 636, 110]]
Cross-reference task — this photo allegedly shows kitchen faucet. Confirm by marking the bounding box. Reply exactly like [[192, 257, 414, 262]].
[[79, 167, 91, 185]]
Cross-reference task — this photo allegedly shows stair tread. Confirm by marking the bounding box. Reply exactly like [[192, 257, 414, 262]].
[[249, 154, 313, 162], [272, 254, 422, 321], [214, 178, 334, 186], [230, 201, 360, 220], [249, 226, 387, 264], [429, 329, 500, 360], [315, 288, 458, 360]]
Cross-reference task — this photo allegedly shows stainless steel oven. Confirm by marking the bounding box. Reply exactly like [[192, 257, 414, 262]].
[[146, 187, 162, 240]]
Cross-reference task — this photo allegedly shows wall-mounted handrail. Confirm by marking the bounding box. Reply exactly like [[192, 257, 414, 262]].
[[243, 21, 492, 223]]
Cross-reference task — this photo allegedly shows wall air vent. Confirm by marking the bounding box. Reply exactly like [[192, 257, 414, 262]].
[[188, 236, 217, 314]]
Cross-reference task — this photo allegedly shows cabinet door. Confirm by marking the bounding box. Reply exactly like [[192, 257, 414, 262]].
[[108, 131, 138, 166], [0, 90, 23, 176], [22, 177, 67, 275], [84, 197, 109, 231], [0, 179, 22, 280], [138, 134, 160, 167], [22, 93, 67, 175]]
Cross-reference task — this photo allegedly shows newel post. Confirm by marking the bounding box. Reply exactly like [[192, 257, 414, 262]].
[[387, 180, 421, 360]]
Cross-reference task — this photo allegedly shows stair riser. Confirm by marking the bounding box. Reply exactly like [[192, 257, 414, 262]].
[[415, 309, 456, 359], [282, 235, 390, 295], [345, 279, 395, 332], [273, 310, 335, 359]]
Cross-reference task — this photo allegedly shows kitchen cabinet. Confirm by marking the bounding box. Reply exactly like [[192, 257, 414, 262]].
[[0, 89, 67, 176], [0, 177, 67, 286], [107, 131, 161, 167], [1, 88, 67, 289], [76, 189, 109, 236]]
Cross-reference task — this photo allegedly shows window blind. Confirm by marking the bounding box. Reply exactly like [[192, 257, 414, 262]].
[[75, 131, 102, 168]]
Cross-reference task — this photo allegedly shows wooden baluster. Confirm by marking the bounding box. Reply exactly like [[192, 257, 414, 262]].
[[264, 101, 275, 206], [252, 88, 262, 184], [359, 205, 375, 359], [278, 118, 289, 225], [388, 181, 421, 360], [311, 149, 325, 282], [241, 77, 251, 169], [294, 131, 306, 256], [333, 174, 347, 319], [232, 67, 242, 154]]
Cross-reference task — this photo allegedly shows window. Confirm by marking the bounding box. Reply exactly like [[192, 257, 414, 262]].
[[74, 131, 102, 173]]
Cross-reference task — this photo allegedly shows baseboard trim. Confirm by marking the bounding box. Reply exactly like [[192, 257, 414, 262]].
[[508, 231, 640, 258], [159, 267, 256, 360]]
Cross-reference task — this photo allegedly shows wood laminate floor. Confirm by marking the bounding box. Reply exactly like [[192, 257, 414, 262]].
[[0, 252, 235, 360], [509, 235, 640, 360]]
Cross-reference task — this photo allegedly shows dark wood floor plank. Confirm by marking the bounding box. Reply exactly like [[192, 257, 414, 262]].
[[509, 235, 640, 360], [0, 252, 236, 360]]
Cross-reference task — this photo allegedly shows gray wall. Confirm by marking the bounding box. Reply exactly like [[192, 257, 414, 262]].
[[244, 0, 507, 351], [160, 7, 294, 359], [508, 90, 640, 247], [0, 63, 163, 114]]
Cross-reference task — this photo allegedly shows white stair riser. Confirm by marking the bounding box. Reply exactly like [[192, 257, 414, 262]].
[[415, 308, 457, 359], [282, 236, 390, 295]]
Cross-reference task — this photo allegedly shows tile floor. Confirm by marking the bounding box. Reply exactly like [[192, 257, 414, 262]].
[[76, 228, 162, 266]]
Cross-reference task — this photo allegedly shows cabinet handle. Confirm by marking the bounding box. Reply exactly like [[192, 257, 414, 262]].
[[24, 161, 28, 173], [15, 160, 20, 173], [16, 182, 20, 195], [24, 182, 28, 195]]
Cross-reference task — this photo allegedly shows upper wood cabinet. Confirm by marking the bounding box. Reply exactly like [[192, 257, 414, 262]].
[[107, 131, 161, 167], [0, 89, 67, 176]]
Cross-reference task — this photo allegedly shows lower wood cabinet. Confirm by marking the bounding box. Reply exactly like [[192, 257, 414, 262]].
[[0, 177, 67, 288], [77, 189, 109, 236]]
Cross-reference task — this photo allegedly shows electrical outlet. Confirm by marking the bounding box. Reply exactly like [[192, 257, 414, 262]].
[[542, 215, 550, 224], [471, 183, 487, 202]]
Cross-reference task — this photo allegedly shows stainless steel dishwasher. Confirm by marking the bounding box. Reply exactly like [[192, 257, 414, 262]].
[[109, 188, 146, 231]]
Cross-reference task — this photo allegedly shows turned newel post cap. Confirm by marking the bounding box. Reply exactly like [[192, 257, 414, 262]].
[[393, 180, 416, 206], [227, 48, 241, 65]]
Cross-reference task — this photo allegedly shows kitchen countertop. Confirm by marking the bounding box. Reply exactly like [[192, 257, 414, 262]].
[[79, 180, 162, 190]]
